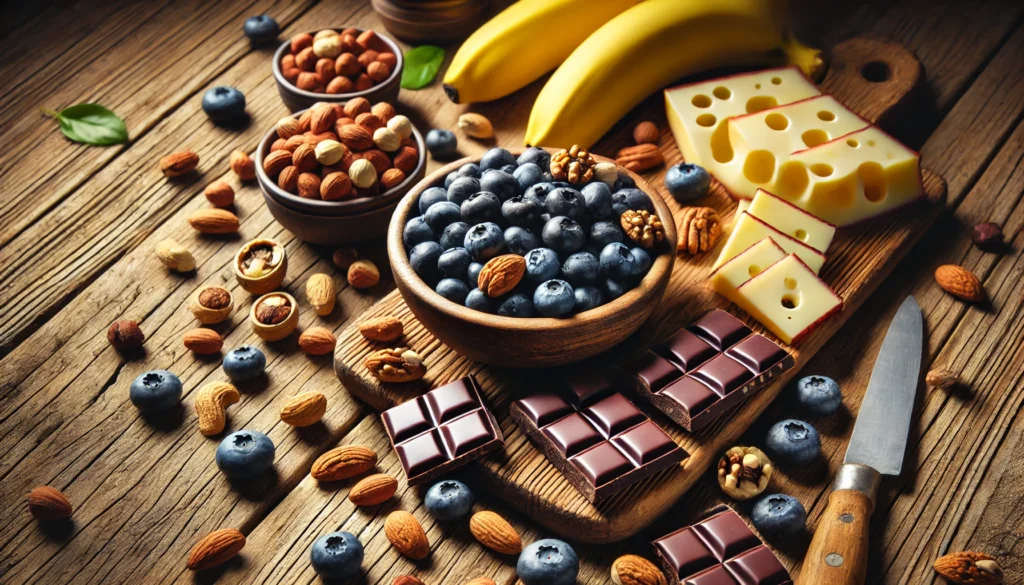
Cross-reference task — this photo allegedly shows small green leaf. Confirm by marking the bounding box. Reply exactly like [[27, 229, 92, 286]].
[[42, 103, 128, 146], [401, 46, 445, 90]]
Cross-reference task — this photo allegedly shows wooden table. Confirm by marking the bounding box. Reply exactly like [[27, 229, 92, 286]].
[[1, 1, 1021, 583]]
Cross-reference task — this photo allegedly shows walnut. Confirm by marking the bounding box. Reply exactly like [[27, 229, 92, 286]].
[[717, 446, 772, 500], [677, 206, 721, 255], [198, 287, 231, 309], [549, 145, 595, 185], [364, 348, 426, 383], [620, 209, 665, 249], [255, 296, 291, 325]]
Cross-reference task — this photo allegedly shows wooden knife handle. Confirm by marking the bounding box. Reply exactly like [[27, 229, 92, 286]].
[[797, 464, 880, 585]]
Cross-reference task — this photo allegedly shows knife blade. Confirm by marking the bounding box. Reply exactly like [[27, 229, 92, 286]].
[[797, 295, 924, 585]]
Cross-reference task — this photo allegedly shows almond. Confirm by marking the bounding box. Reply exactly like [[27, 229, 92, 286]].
[[160, 150, 199, 177], [926, 367, 958, 389], [935, 264, 985, 302], [305, 273, 337, 315], [230, 150, 256, 181], [343, 97, 371, 119], [372, 102, 397, 123], [298, 327, 337, 355], [477, 255, 525, 297], [612, 554, 667, 585], [348, 473, 398, 506], [309, 102, 337, 134], [292, 143, 318, 172], [393, 146, 419, 174], [276, 117, 301, 139], [356, 112, 385, 132], [392, 577, 425, 585], [280, 391, 327, 427], [632, 121, 659, 145], [381, 168, 406, 190], [186, 528, 245, 571], [188, 208, 240, 234], [321, 172, 353, 201], [297, 71, 321, 92], [348, 259, 380, 289], [339, 124, 374, 151], [615, 143, 664, 172], [358, 315, 403, 342], [27, 486, 72, 521], [204, 180, 235, 207], [933, 551, 1003, 585], [377, 52, 398, 70], [469, 511, 522, 554], [183, 328, 223, 354], [326, 76, 355, 94], [385, 510, 430, 560], [457, 112, 494, 139], [297, 172, 322, 198], [263, 149, 293, 177], [367, 61, 391, 82], [311, 445, 377, 482], [278, 166, 299, 192]]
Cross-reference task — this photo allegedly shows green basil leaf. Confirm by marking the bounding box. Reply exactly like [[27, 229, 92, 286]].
[[45, 103, 128, 146], [401, 46, 445, 90]]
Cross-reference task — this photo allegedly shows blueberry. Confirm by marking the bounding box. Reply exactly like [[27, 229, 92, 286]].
[[403, 216, 435, 248], [201, 86, 246, 122], [517, 147, 551, 169], [446, 176, 480, 206], [524, 248, 561, 282], [524, 182, 556, 207], [467, 262, 484, 285], [534, 280, 575, 317], [310, 531, 363, 580], [502, 195, 544, 227], [458, 162, 482, 178], [517, 539, 579, 585], [418, 186, 448, 214], [444, 170, 460, 189], [424, 479, 474, 520], [544, 188, 585, 221], [561, 252, 600, 286], [461, 191, 502, 224], [425, 129, 458, 159], [665, 163, 712, 203], [437, 247, 472, 280], [573, 286, 604, 313], [480, 169, 520, 202], [541, 216, 585, 256], [616, 172, 636, 189], [589, 221, 624, 251], [216, 430, 275, 479], [480, 147, 516, 170], [410, 241, 444, 279], [751, 494, 807, 542], [440, 221, 470, 250], [465, 288, 493, 312], [612, 188, 654, 215], [223, 346, 266, 382], [243, 15, 280, 44], [129, 370, 182, 412], [497, 292, 535, 317], [513, 163, 544, 191], [581, 182, 613, 220], [630, 247, 652, 277], [599, 278, 627, 301], [765, 419, 821, 466], [500, 164, 517, 174], [599, 242, 636, 279], [436, 278, 470, 304], [423, 201, 462, 232], [795, 375, 842, 416], [464, 222, 505, 261], [504, 226, 540, 255]]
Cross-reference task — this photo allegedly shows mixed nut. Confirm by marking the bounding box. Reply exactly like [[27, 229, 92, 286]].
[[280, 28, 396, 94]]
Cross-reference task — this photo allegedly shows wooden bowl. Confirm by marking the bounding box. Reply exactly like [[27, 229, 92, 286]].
[[271, 28, 403, 112], [387, 149, 678, 368], [371, 0, 491, 43]]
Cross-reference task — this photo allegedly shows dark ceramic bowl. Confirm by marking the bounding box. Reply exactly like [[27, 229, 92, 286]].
[[387, 149, 678, 368], [272, 28, 404, 112], [261, 190, 398, 245]]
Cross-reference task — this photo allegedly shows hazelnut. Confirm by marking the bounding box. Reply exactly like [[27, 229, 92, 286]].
[[373, 127, 400, 152], [332, 248, 358, 269], [354, 74, 373, 91], [348, 159, 377, 189], [204, 180, 235, 207], [229, 150, 255, 181], [290, 33, 313, 54], [717, 446, 772, 500], [315, 58, 336, 85], [371, 102, 396, 123], [970, 221, 1005, 252], [313, 35, 342, 59], [295, 47, 317, 71], [356, 49, 379, 68], [376, 52, 398, 70], [366, 61, 390, 82], [326, 76, 355, 95], [314, 139, 347, 166], [340, 33, 361, 54], [107, 320, 144, 350], [296, 71, 320, 92], [386, 115, 413, 140]]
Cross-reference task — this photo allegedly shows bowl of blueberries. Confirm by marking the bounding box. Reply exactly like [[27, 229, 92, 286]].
[[388, 145, 677, 368]]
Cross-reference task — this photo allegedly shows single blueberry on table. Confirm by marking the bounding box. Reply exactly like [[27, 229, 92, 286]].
[[446, 176, 480, 206], [461, 191, 502, 224], [437, 247, 472, 280], [201, 86, 247, 122], [129, 370, 182, 412], [223, 346, 266, 382], [534, 280, 575, 317], [458, 162, 482, 178], [573, 286, 604, 313], [513, 162, 545, 191], [795, 375, 843, 417], [630, 247, 652, 276], [765, 419, 821, 466], [480, 147, 516, 170], [216, 430, 275, 479], [423, 201, 462, 232], [541, 216, 585, 256], [310, 531, 363, 580], [751, 494, 807, 542], [418, 186, 448, 215], [599, 278, 627, 301], [665, 162, 712, 203], [502, 195, 544, 227], [517, 146, 551, 169], [410, 241, 444, 280], [439, 221, 470, 250], [425, 128, 458, 159], [581, 181, 613, 220], [517, 538, 579, 585], [524, 248, 561, 282], [464, 222, 506, 261], [504, 226, 540, 255], [544, 187, 585, 220], [561, 252, 600, 286], [465, 288, 493, 312], [589, 221, 624, 251], [599, 242, 637, 279], [480, 169, 520, 202], [436, 278, 470, 304], [243, 15, 280, 44], [467, 262, 484, 285], [403, 216, 435, 248], [497, 293, 535, 317], [424, 479, 474, 520]]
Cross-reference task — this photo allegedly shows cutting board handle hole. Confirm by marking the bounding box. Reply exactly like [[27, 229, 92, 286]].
[[861, 61, 892, 83]]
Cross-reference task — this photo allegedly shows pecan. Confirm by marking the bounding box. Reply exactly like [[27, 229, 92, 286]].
[[549, 145, 595, 185], [620, 209, 665, 249], [255, 296, 291, 325], [717, 446, 773, 500], [615, 143, 664, 173], [677, 206, 721, 255], [364, 348, 426, 383]]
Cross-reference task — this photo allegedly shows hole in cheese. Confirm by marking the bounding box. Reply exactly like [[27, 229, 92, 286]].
[[794, 229, 808, 242], [846, 138, 860, 148], [748, 264, 762, 277], [784, 278, 797, 290], [743, 150, 776, 184], [710, 121, 733, 164], [745, 95, 779, 114], [713, 86, 731, 100], [697, 113, 717, 127], [802, 129, 830, 148], [859, 162, 887, 202], [692, 94, 712, 108], [812, 175, 858, 208], [810, 163, 834, 177], [771, 77, 782, 85], [781, 294, 799, 310], [776, 161, 809, 200], [755, 83, 762, 89], [817, 110, 836, 121], [765, 113, 789, 131], [867, 140, 877, 147]]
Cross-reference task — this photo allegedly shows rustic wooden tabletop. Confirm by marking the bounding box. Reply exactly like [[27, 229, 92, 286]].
[[1, 1, 1022, 584]]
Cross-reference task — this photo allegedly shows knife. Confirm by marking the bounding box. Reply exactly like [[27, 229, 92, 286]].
[[797, 296, 924, 585]]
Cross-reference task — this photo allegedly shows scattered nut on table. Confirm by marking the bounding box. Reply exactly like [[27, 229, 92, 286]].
[[364, 348, 425, 383], [717, 446, 773, 500]]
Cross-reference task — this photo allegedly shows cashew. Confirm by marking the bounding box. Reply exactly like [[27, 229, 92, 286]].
[[194, 382, 240, 436]]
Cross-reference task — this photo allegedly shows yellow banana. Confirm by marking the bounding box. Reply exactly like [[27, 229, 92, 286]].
[[525, 0, 823, 148], [442, 0, 640, 104]]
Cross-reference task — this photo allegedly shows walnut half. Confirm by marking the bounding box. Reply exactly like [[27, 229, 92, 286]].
[[717, 446, 773, 500], [364, 348, 426, 383]]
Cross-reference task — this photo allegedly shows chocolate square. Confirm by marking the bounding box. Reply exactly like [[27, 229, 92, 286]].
[[571, 442, 633, 485], [726, 335, 789, 374], [690, 310, 752, 350], [661, 377, 719, 419], [516, 394, 574, 427], [723, 546, 790, 585], [690, 355, 753, 396], [658, 329, 718, 372], [612, 421, 679, 466], [543, 413, 603, 457], [634, 352, 685, 392], [583, 393, 647, 437]]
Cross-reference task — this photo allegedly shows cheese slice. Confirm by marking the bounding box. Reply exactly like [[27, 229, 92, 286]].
[[735, 199, 750, 216], [746, 189, 835, 253], [734, 254, 844, 344], [710, 237, 787, 304], [718, 95, 869, 198], [764, 126, 923, 226], [665, 66, 820, 169], [713, 212, 826, 273]]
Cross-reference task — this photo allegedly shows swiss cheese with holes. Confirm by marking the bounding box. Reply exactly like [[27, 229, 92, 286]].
[[712, 212, 825, 273], [746, 189, 836, 253], [709, 237, 787, 304]]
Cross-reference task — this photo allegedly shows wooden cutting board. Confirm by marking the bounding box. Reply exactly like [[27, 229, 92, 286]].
[[333, 38, 947, 543]]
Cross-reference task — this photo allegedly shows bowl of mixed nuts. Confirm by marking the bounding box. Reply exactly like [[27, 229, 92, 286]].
[[273, 27, 403, 111]]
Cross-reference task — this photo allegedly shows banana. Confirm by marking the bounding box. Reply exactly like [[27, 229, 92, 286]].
[[524, 0, 823, 148], [442, 0, 640, 104]]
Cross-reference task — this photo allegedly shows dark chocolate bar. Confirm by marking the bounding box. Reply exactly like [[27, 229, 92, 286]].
[[381, 376, 503, 485], [625, 310, 793, 432], [652, 505, 792, 585], [509, 371, 686, 502]]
